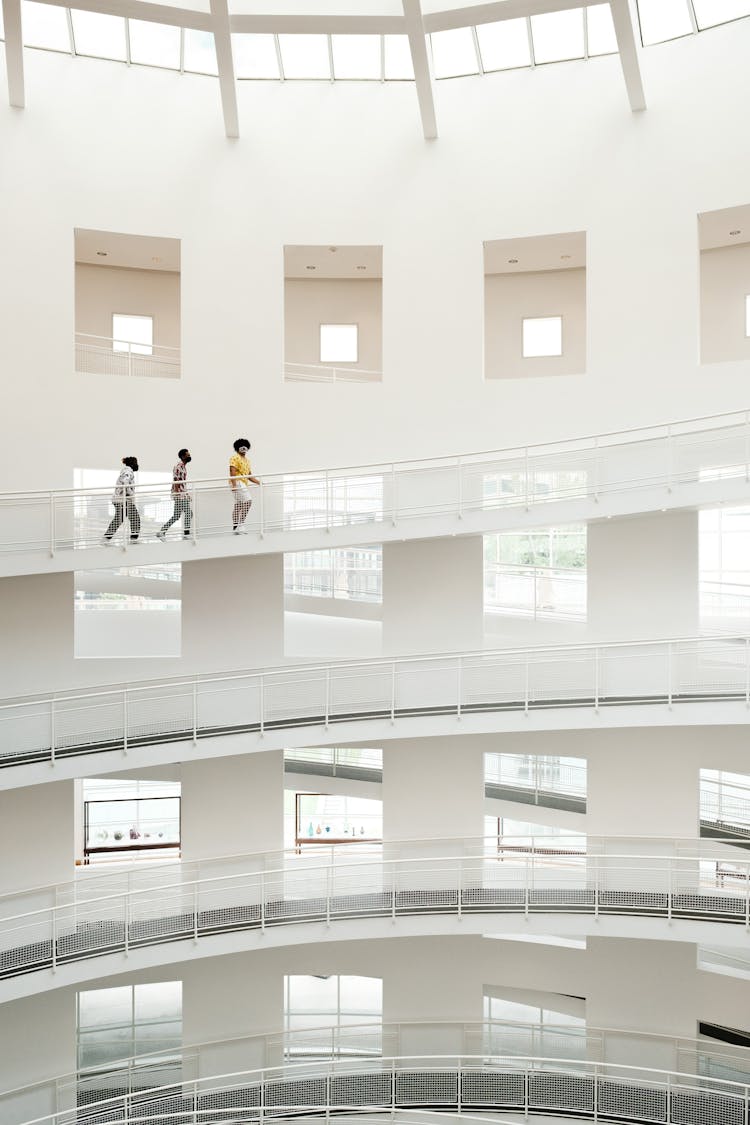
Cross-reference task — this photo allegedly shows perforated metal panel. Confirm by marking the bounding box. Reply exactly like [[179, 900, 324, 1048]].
[[598, 1077, 667, 1122], [395, 1069, 458, 1105], [670, 1087, 745, 1125], [329, 1070, 392, 1107], [461, 1069, 525, 1107], [528, 1070, 594, 1113]]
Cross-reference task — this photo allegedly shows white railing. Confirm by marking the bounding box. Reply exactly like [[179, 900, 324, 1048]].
[[484, 753, 587, 804], [1, 634, 749, 769], [284, 746, 384, 777], [485, 563, 586, 621], [284, 362, 382, 383], [8, 1053, 750, 1125], [74, 334, 181, 380], [4, 405, 750, 559], [6, 1019, 750, 1124], [0, 836, 748, 984], [701, 776, 750, 837]]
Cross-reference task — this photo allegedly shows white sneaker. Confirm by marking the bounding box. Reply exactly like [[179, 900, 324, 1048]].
[[156, 531, 166, 541], [233, 529, 241, 535], [238, 526, 249, 535], [100, 537, 111, 547]]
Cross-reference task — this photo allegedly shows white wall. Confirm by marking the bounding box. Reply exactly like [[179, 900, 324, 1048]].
[[382, 736, 485, 843], [700, 242, 750, 364], [75, 263, 181, 349], [0, 781, 74, 896], [3, 23, 750, 493], [382, 535, 484, 654], [180, 751, 284, 860], [484, 267, 586, 379], [284, 278, 382, 373], [74, 608, 181, 659], [587, 511, 699, 639]]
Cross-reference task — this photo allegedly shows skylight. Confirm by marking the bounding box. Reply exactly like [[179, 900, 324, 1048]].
[[128, 20, 181, 70], [530, 9, 585, 63], [183, 29, 218, 76], [331, 34, 381, 80], [70, 10, 126, 61], [22, 1, 70, 52], [430, 27, 479, 78], [232, 33, 280, 79], [636, 0, 693, 44], [383, 34, 414, 80], [585, 5, 618, 55], [278, 34, 331, 80], [692, 0, 750, 29], [475, 19, 531, 72]]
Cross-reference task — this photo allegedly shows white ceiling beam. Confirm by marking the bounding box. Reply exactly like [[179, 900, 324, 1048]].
[[403, 0, 437, 141], [230, 15, 405, 34], [2, 0, 25, 108], [209, 0, 240, 138], [609, 0, 646, 111], [424, 0, 602, 32]]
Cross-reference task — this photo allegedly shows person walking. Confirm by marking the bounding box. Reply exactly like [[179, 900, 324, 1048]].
[[101, 457, 140, 544], [229, 437, 260, 534], [157, 448, 193, 540]]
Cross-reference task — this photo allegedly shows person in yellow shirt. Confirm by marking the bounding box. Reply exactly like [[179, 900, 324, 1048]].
[[229, 437, 260, 534]]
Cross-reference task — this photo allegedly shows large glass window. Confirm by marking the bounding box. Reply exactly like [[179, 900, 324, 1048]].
[[77, 982, 182, 1080], [700, 769, 750, 838], [484, 525, 586, 620], [699, 506, 750, 630], [112, 313, 153, 355], [284, 975, 382, 1057], [522, 315, 563, 358], [289, 792, 383, 850], [320, 323, 358, 364], [283, 473, 383, 531], [284, 546, 382, 602], [483, 991, 585, 1059], [284, 746, 383, 777], [485, 753, 587, 806]]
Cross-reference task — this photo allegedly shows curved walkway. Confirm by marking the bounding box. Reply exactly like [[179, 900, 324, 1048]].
[[3, 408, 750, 577], [1, 838, 748, 998], [2, 635, 750, 789], [8, 1053, 750, 1125], [7, 1021, 750, 1125]]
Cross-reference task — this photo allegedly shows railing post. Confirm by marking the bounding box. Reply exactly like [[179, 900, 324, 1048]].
[[49, 492, 56, 557], [326, 867, 331, 927], [745, 410, 750, 483], [594, 648, 600, 712], [667, 857, 673, 922], [594, 854, 599, 918], [592, 436, 599, 503], [259, 676, 265, 737], [524, 448, 530, 511], [391, 463, 397, 527], [50, 697, 56, 766], [259, 481, 265, 539], [122, 689, 128, 755], [457, 458, 463, 519], [666, 424, 673, 493], [124, 893, 129, 956], [524, 854, 530, 919], [457, 860, 462, 920], [390, 662, 396, 724], [127, 342, 133, 380], [193, 882, 199, 942], [524, 657, 530, 716], [533, 568, 538, 621], [593, 1062, 598, 1121], [457, 657, 462, 720], [260, 870, 266, 934], [745, 864, 749, 930], [667, 644, 673, 710], [666, 1073, 671, 1123], [51, 908, 57, 973], [192, 681, 198, 744], [746, 637, 749, 708], [191, 487, 198, 544], [325, 469, 331, 532], [325, 667, 330, 730]]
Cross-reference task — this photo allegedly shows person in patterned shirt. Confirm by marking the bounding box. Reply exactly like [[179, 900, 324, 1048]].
[[157, 449, 193, 540], [101, 456, 140, 544]]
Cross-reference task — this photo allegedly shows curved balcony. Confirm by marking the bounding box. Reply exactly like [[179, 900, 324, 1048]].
[[2, 635, 750, 789], [0, 836, 748, 999], [3, 407, 750, 577], [7, 1051, 750, 1125], [6, 1020, 750, 1125]]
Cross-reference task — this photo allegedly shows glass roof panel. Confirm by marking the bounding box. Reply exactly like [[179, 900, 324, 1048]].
[[383, 34, 413, 79], [331, 34, 381, 79], [22, 2, 70, 51], [692, 0, 750, 28], [128, 20, 180, 69], [0, 5, 4, 38], [70, 10, 127, 60], [430, 27, 479, 78], [586, 5, 618, 55], [475, 19, 531, 71], [278, 34, 331, 79], [183, 29, 218, 75], [232, 33, 279, 79], [636, 0, 693, 44], [530, 9, 584, 63]]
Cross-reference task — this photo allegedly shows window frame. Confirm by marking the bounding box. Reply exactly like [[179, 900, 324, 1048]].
[[112, 312, 154, 355], [319, 322, 359, 365], [522, 315, 563, 359]]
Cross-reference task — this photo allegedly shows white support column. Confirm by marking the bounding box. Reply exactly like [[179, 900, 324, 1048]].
[[209, 0, 240, 138], [0, 781, 75, 899], [610, 0, 647, 112], [2, 0, 25, 108], [403, 0, 438, 140], [382, 736, 485, 844], [182, 554, 285, 667], [587, 510, 698, 640], [180, 750, 284, 861], [382, 535, 484, 655]]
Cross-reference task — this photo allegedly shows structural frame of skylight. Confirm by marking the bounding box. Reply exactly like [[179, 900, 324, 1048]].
[[4, 1, 750, 85]]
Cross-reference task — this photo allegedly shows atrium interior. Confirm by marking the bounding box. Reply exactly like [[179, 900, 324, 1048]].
[[4, 4, 750, 1125]]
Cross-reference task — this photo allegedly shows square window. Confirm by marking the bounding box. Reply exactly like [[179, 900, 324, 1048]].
[[112, 314, 153, 355], [320, 324, 358, 364], [522, 316, 562, 358], [70, 9, 126, 60]]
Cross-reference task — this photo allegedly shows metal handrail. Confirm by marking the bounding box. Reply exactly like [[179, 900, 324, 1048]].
[[11, 1052, 750, 1125], [6, 1018, 750, 1108], [1, 402, 749, 500], [75, 333, 181, 357]]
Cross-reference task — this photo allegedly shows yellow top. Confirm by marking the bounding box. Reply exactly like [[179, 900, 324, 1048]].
[[229, 452, 252, 487]]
